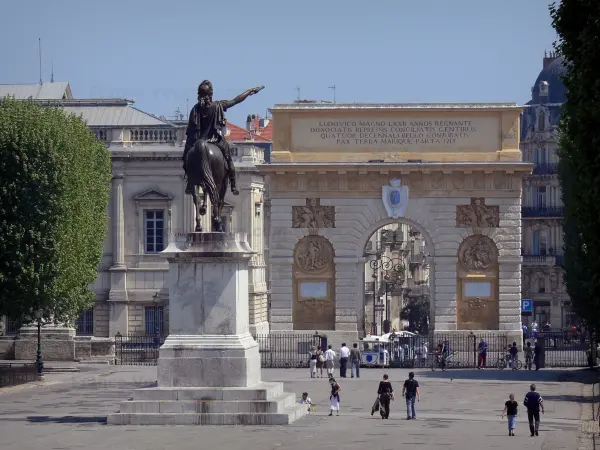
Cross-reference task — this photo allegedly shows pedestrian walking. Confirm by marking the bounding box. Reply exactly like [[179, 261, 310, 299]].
[[402, 371, 420, 420], [533, 340, 541, 371], [308, 347, 318, 378], [339, 343, 350, 378], [350, 343, 361, 378], [328, 377, 342, 416], [315, 346, 324, 378], [477, 338, 488, 369], [524, 384, 544, 436], [509, 342, 519, 370], [502, 393, 519, 436], [377, 373, 395, 419], [524, 342, 533, 370], [325, 345, 336, 377]]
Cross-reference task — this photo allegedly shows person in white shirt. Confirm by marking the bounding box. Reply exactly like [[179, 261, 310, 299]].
[[339, 343, 350, 378], [300, 392, 313, 413], [324, 345, 336, 377]]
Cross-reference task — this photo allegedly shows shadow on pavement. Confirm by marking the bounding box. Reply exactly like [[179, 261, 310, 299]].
[[419, 368, 597, 383], [26, 416, 107, 424]]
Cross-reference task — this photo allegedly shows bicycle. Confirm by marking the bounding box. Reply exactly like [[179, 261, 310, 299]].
[[431, 351, 456, 371], [496, 354, 522, 370]]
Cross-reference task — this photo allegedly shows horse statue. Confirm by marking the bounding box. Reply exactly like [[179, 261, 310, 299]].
[[185, 140, 229, 232], [182, 82, 264, 233]]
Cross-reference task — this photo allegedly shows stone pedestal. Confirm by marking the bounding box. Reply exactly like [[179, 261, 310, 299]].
[[107, 233, 306, 426]]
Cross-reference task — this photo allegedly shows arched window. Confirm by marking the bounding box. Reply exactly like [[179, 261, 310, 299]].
[[538, 110, 546, 132]]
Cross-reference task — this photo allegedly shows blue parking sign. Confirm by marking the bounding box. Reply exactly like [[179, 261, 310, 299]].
[[521, 299, 532, 313]]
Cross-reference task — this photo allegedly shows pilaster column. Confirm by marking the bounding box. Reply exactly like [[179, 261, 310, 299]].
[[109, 174, 128, 333], [112, 174, 125, 268]]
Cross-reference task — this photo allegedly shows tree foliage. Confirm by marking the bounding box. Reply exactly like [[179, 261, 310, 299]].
[[550, 1, 600, 331], [0, 98, 111, 326], [400, 297, 429, 334]]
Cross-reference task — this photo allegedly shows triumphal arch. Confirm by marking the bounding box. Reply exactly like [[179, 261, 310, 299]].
[[259, 102, 531, 346]]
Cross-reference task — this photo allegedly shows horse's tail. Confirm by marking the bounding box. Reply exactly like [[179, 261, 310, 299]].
[[197, 141, 218, 205]]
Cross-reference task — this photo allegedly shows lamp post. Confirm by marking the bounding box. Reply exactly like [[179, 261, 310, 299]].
[[152, 292, 160, 336], [33, 308, 44, 379], [371, 273, 378, 335], [369, 256, 406, 333]]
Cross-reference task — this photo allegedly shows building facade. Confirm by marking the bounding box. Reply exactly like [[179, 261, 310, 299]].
[[0, 84, 269, 340], [520, 53, 572, 328]]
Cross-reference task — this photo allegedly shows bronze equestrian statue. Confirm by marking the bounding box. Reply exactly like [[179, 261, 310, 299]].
[[183, 81, 263, 232]]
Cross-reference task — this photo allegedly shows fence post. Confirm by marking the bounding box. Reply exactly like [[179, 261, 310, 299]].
[[471, 333, 477, 367]]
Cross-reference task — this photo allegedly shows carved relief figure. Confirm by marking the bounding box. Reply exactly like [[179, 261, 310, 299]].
[[292, 198, 335, 229], [456, 198, 500, 228], [294, 236, 333, 273], [459, 235, 498, 272]]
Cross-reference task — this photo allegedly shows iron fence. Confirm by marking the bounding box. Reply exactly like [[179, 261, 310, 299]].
[[0, 363, 38, 388], [532, 330, 591, 367], [253, 334, 322, 368], [114, 333, 165, 366], [387, 332, 508, 369]]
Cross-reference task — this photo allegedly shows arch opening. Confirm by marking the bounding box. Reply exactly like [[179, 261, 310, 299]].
[[361, 219, 433, 336]]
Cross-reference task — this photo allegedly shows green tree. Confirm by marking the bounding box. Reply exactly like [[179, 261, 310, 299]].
[[0, 98, 111, 326], [550, 1, 600, 332], [400, 296, 429, 334]]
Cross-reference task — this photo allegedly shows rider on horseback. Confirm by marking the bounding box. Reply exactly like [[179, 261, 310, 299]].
[[183, 80, 263, 196]]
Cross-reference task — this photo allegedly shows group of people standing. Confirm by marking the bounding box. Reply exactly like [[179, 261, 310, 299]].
[[477, 338, 543, 370], [309, 343, 362, 379]]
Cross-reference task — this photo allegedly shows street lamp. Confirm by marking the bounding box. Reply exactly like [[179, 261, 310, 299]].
[[369, 256, 406, 333], [33, 308, 44, 379]]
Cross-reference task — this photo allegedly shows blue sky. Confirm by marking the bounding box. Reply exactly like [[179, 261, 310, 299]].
[[1, 0, 557, 126]]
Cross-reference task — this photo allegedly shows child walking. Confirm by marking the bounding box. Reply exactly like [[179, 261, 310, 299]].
[[502, 393, 519, 436], [328, 377, 342, 416]]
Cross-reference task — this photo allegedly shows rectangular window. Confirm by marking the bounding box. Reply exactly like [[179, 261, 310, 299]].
[[144, 306, 165, 335], [144, 210, 165, 253], [532, 230, 540, 255], [4, 317, 19, 335], [534, 304, 550, 324], [534, 148, 548, 165], [540, 230, 549, 255], [76, 308, 94, 336], [536, 186, 547, 208]]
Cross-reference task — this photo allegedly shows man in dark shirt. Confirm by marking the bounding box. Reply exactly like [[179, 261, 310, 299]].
[[402, 372, 420, 420], [350, 343, 361, 378], [534, 340, 542, 371], [524, 384, 544, 436]]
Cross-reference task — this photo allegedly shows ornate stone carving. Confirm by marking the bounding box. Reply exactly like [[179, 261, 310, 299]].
[[431, 172, 445, 190], [459, 235, 497, 272], [472, 173, 485, 190], [456, 198, 500, 228], [294, 236, 333, 273], [292, 198, 335, 229], [493, 174, 508, 190]]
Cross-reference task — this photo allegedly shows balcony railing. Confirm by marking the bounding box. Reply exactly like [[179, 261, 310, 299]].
[[532, 163, 558, 175], [522, 255, 556, 266], [521, 206, 564, 218]]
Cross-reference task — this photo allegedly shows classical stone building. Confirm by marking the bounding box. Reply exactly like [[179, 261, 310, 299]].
[[260, 102, 531, 348], [520, 52, 571, 327], [0, 83, 269, 346]]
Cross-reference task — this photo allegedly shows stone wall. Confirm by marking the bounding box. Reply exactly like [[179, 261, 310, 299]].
[[0, 337, 15, 359], [94, 302, 110, 337], [128, 304, 144, 334]]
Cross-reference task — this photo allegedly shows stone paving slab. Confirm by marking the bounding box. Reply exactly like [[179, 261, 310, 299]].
[[0, 366, 595, 450]]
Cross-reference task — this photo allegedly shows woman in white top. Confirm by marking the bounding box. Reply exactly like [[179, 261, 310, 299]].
[[324, 345, 336, 377]]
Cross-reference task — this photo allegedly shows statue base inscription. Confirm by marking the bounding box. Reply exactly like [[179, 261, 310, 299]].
[[107, 233, 307, 426]]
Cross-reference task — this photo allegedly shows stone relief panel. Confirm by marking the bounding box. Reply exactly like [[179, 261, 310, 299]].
[[292, 198, 335, 229], [456, 198, 500, 228], [456, 235, 500, 330], [458, 234, 499, 272], [293, 235, 336, 330]]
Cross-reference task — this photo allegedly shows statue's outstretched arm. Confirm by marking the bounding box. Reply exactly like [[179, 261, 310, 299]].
[[223, 86, 264, 109]]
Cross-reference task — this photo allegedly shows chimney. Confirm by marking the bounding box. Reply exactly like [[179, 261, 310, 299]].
[[543, 50, 557, 70]]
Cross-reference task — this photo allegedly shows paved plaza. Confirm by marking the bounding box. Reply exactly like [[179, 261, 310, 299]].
[[0, 365, 596, 450]]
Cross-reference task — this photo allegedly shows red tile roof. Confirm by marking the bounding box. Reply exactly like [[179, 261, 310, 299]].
[[225, 121, 271, 143]]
